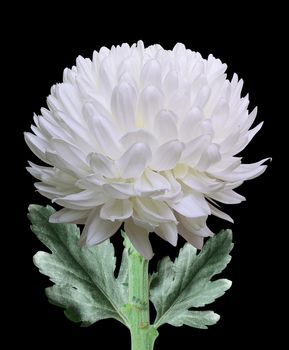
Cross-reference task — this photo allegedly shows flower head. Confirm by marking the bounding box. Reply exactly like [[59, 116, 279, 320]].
[[25, 41, 267, 259]]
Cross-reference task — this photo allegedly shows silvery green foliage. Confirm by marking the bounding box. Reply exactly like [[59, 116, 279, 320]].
[[29, 205, 232, 330], [29, 205, 129, 327], [150, 230, 233, 329]]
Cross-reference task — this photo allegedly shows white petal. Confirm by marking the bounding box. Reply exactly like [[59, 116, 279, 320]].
[[150, 140, 184, 171], [120, 129, 157, 150], [178, 224, 204, 249], [24, 132, 47, 163], [231, 122, 263, 155], [172, 193, 210, 218], [49, 208, 89, 223], [178, 108, 203, 142], [100, 199, 133, 221], [186, 119, 213, 140], [181, 135, 211, 165], [76, 55, 93, 80], [173, 164, 189, 179], [111, 81, 137, 130], [243, 106, 258, 131], [209, 157, 268, 182], [141, 59, 162, 88], [234, 158, 270, 180], [132, 215, 157, 232], [211, 101, 230, 131], [83, 110, 122, 159], [80, 209, 121, 246], [167, 90, 190, 115], [231, 75, 243, 100], [48, 84, 80, 120], [208, 157, 242, 180], [103, 182, 135, 199], [98, 56, 116, 96], [76, 174, 105, 190], [87, 152, 115, 178], [117, 142, 152, 178], [181, 172, 224, 193], [208, 189, 245, 204], [50, 138, 89, 171], [124, 220, 154, 260], [44, 168, 77, 189], [27, 161, 54, 181], [46, 151, 88, 178], [38, 115, 71, 141], [98, 46, 110, 60], [135, 169, 171, 196], [196, 143, 221, 171], [137, 85, 164, 128], [153, 171, 182, 201], [55, 83, 82, 121], [134, 197, 176, 224], [83, 99, 112, 121], [219, 131, 241, 154], [34, 182, 70, 199], [177, 214, 205, 230], [194, 85, 211, 108], [54, 190, 106, 209], [209, 204, 234, 223], [118, 58, 139, 84], [56, 110, 94, 154], [195, 226, 214, 237], [31, 124, 46, 140], [177, 215, 213, 237], [173, 42, 186, 56], [155, 222, 178, 246], [164, 171, 183, 196], [245, 121, 264, 145], [225, 181, 244, 190], [46, 92, 58, 111], [27, 165, 42, 181], [154, 109, 178, 143], [162, 70, 179, 96]]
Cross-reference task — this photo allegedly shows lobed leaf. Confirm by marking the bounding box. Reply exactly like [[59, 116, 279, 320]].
[[28, 205, 129, 327], [150, 230, 233, 329]]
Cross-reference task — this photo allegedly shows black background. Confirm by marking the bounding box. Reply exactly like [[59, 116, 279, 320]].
[[6, 5, 279, 349]]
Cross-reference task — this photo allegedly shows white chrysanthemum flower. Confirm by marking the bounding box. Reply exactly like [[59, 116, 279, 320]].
[[25, 41, 268, 259]]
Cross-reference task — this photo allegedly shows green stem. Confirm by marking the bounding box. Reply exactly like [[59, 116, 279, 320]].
[[127, 240, 158, 350]]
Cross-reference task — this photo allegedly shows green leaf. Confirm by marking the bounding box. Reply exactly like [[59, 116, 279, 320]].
[[168, 310, 220, 329], [150, 230, 233, 329], [28, 205, 129, 327]]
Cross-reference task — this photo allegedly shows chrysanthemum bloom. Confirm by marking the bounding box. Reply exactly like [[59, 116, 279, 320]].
[[25, 41, 267, 259]]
